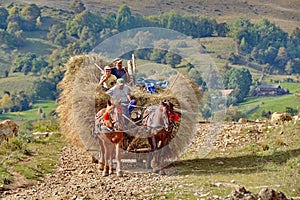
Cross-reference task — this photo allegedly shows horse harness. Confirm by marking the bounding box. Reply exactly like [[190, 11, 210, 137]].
[[95, 106, 122, 134]]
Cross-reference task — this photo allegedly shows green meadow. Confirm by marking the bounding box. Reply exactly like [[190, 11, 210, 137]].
[[0, 100, 56, 122]]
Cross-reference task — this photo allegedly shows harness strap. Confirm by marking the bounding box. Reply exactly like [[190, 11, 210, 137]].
[[103, 112, 110, 120]]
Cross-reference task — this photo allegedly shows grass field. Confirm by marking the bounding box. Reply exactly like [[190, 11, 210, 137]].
[[20, 38, 60, 56], [0, 73, 39, 95], [173, 122, 300, 199], [0, 132, 66, 188], [239, 94, 299, 120], [0, 100, 56, 122]]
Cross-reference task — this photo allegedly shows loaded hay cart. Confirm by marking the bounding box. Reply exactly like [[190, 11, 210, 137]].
[[57, 54, 200, 171]]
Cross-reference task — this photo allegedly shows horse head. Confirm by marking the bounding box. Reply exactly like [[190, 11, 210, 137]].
[[160, 100, 171, 132], [162, 99, 174, 112]]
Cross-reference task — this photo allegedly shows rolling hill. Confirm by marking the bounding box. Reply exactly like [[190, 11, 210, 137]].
[[1, 0, 299, 33]]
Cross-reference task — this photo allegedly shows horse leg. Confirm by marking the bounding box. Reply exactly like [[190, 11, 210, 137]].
[[145, 136, 155, 169], [156, 150, 166, 175], [97, 137, 105, 171], [153, 134, 167, 175], [156, 133, 167, 175], [150, 135, 160, 173], [115, 143, 123, 177], [102, 139, 111, 177], [108, 143, 114, 175]]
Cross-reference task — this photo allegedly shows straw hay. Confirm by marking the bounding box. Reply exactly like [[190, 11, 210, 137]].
[[57, 54, 201, 164]]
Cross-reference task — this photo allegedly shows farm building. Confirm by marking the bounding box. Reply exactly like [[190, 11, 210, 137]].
[[252, 83, 289, 96]]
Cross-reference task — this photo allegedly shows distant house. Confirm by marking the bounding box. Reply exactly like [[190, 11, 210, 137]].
[[253, 83, 289, 96]]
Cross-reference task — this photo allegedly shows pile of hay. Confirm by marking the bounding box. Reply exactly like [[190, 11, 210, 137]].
[[57, 54, 201, 164]]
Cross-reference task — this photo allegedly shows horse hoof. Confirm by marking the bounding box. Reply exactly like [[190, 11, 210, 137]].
[[153, 169, 159, 174], [117, 171, 123, 177], [109, 170, 113, 175], [102, 171, 109, 177]]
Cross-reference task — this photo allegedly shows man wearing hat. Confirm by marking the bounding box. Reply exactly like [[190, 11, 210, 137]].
[[111, 58, 130, 82], [106, 78, 131, 117], [99, 66, 117, 91]]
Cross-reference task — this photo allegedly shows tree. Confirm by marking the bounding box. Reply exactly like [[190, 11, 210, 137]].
[[48, 24, 68, 46], [188, 68, 203, 85], [264, 46, 278, 65], [287, 27, 300, 59], [4, 70, 9, 77], [165, 51, 181, 68], [181, 15, 217, 38], [20, 4, 40, 21], [31, 56, 48, 74], [70, 0, 86, 14], [13, 30, 25, 47], [11, 54, 35, 72], [131, 13, 152, 28], [228, 17, 256, 54], [32, 78, 57, 100], [149, 49, 165, 63], [225, 105, 245, 121], [254, 19, 287, 50], [240, 37, 250, 53], [104, 12, 116, 29], [48, 49, 62, 67], [6, 21, 22, 34], [274, 47, 289, 71], [20, 4, 41, 31], [166, 11, 184, 32], [0, 7, 8, 29], [200, 92, 212, 119], [0, 93, 13, 113], [66, 10, 103, 39], [10, 91, 32, 111], [133, 30, 154, 48], [223, 68, 252, 103], [216, 22, 229, 37], [116, 4, 132, 31]]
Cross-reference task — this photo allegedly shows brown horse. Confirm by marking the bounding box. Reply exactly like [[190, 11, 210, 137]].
[[142, 99, 176, 175], [95, 100, 124, 177]]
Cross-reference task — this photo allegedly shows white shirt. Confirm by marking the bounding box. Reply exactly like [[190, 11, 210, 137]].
[[106, 84, 131, 103]]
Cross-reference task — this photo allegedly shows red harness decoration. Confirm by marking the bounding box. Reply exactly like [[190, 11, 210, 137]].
[[103, 112, 110, 121], [168, 111, 179, 123]]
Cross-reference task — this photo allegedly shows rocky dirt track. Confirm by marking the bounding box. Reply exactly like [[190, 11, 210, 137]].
[[0, 122, 294, 200]]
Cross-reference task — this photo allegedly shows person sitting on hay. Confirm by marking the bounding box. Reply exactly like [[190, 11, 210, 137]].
[[111, 58, 130, 82], [99, 66, 117, 91]]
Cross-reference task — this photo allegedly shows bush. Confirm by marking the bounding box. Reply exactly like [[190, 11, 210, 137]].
[[283, 77, 294, 82], [225, 105, 246, 121], [261, 110, 272, 119], [0, 137, 28, 153], [33, 119, 59, 132], [286, 107, 298, 116]]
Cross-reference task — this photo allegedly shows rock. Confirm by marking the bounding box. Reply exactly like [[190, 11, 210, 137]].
[[238, 118, 248, 123], [0, 119, 18, 144], [259, 188, 290, 200], [292, 115, 299, 125], [270, 112, 292, 124]]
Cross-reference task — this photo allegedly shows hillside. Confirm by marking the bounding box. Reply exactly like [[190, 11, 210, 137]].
[[0, 0, 299, 116], [1, 0, 299, 33]]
